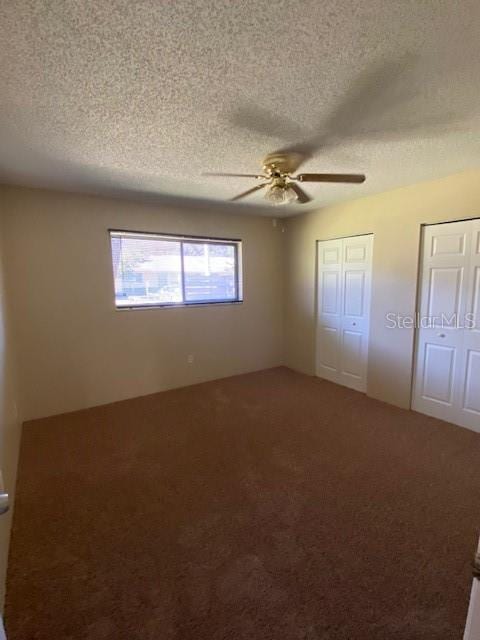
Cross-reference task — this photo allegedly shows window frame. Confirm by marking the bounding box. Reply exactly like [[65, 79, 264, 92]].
[[109, 229, 243, 310]]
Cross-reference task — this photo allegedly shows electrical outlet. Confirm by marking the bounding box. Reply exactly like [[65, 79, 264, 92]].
[[187, 354, 194, 364]]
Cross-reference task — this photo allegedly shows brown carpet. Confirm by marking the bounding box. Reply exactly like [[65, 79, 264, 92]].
[[5, 367, 480, 639]]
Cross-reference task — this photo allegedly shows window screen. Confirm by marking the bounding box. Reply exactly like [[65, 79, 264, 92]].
[[110, 231, 242, 308]]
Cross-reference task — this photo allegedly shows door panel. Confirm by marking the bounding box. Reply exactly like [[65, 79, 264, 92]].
[[317, 235, 373, 392], [463, 349, 480, 414], [431, 231, 466, 257], [413, 220, 480, 432], [475, 227, 480, 254], [321, 271, 340, 315], [470, 267, 480, 326], [344, 271, 365, 317], [345, 244, 366, 263], [318, 326, 339, 371], [421, 343, 456, 404], [322, 245, 341, 265], [426, 267, 463, 320], [341, 329, 363, 379], [466, 221, 480, 340]]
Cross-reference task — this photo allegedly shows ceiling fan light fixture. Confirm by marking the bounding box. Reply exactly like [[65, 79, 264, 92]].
[[284, 184, 299, 205], [263, 183, 298, 206]]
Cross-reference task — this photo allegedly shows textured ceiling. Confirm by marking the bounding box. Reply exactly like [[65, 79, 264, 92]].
[[1, 1, 480, 216]]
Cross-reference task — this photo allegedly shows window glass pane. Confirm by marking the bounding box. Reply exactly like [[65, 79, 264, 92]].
[[110, 233, 241, 308], [112, 237, 182, 306], [183, 242, 236, 302]]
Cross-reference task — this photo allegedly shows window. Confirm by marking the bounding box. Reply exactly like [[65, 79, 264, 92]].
[[110, 230, 242, 308]]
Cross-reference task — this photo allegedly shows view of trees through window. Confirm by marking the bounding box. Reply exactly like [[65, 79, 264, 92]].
[[110, 232, 241, 307]]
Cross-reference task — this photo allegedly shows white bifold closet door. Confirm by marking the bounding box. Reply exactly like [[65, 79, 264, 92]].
[[316, 234, 373, 392], [413, 219, 480, 432]]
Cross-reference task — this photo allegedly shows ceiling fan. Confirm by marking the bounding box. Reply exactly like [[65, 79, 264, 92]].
[[204, 152, 365, 205]]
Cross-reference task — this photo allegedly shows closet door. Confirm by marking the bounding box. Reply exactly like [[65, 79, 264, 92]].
[[316, 235, 373, 392], [413, 219, 480, 432], [413, 221, 469, 424], [461, 219, 480, 428], [316, 238, 343, 384]]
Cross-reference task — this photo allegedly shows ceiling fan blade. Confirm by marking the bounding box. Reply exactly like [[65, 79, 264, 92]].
[[272, 145, 312, 172], [230, 183, 267, 202], [228, 106, 313, 173], [289, 182, 312, 204], [226, 55, 465, 178], [229, 106, 305, 143], [296, 173, 366, 184], [203, 172, 267, 179]]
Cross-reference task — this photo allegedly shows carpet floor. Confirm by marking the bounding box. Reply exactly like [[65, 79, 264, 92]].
[[5, 367, 480, 639]]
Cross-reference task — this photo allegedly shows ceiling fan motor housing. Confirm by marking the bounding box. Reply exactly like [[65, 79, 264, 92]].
[[262, 152, 298, 176]]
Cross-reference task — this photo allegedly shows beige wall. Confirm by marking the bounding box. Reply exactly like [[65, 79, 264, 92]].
[[285, 169, 480, 409], [1, 186, 284, 420], [0, 214, 21, 612], [4, 171, 480, 422]]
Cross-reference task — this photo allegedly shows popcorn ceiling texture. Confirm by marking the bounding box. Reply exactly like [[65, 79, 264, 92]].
[[0, 0, 480, 214]]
